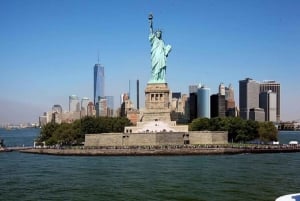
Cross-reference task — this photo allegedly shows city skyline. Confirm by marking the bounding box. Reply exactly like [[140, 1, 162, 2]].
[[1, 0, 300, 124]]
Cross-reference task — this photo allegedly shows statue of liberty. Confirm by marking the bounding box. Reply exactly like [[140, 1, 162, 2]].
[[148, 13, 172, 83]]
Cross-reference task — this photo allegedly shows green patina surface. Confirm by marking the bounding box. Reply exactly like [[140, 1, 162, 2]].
[[148, 13, 171, 84]]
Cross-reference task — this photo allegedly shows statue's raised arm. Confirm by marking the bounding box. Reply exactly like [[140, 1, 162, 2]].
[[148, 13, 172, 84], [148, 13, 153, 34]]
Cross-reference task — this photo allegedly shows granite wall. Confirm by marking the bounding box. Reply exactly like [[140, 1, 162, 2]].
[[85, 131, 228, 147], [189, 131, 228, 145]]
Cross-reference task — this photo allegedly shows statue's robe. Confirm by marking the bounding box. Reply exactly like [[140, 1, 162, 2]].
[[149, 33, 171, 83]]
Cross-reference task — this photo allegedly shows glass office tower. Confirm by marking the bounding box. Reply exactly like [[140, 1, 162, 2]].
[[197, 84, 210, 118], [94, 64, 105, 104], [105, 96, 114, 117]]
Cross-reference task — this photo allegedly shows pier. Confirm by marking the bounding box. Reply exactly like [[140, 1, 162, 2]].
[[19, 144, 300, 156], [4, 146, 33, 152]]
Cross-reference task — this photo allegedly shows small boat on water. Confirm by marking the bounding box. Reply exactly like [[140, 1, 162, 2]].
[[0, 147, 12, 152], [0, 138, 11, 152], [276, 193, 300, 201]]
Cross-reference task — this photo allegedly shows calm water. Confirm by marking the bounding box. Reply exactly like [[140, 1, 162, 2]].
[[1, 129, 300, 201]]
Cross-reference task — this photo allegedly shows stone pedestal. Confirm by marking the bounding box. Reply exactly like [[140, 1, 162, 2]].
[[142, 83, 171, 122], [125, 83, 189, 134]]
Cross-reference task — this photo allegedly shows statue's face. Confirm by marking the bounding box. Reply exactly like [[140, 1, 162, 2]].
[[156, 31, 162, 39]]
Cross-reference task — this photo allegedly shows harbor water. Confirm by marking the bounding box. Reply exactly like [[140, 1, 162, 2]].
[[1, 128, 300, 201]]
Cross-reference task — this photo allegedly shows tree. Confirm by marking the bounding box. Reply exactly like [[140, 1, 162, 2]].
[[37, 116, 132, 146], [227, 117, 245, 142], [245, 120, 259, 141], [73, 119, 84, 144], [81, 116, 98, 134], [51, 123, 73, 145], [189, 118, 210, 131], [38, 122, 59, 143], [209, 117, 229, 131], [258, 122, 278, 143], [189, 117, 262, 143], [112, 117, 132, 132]]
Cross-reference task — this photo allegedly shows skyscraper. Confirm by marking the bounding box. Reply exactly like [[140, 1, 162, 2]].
[[259, 90, 277, 122], [52, 104, 63, 124], [94, 63, 104, 105], [136, 79, 140, 110], [260, 80, 280, 122], [189, 85, 198, 94], [249, 108, 265, 122], [172, 92, 181, 99], [219, 83, 225, 96], [225, 84, 235, 110], [105, 96, 114, 117], [239, 78, 260, 120], [87, 102, 95, 117], [197, 84, 210, 118], [189, 85, 198, 122], [69, 95, 80, 112], [52, 104, 63, 114], [81, 97, 90, 117], [96, 97, 107, 117], [210, 94, 225, 118]]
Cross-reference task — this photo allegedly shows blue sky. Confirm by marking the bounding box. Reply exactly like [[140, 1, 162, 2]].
[[0, 0, 300, 124]]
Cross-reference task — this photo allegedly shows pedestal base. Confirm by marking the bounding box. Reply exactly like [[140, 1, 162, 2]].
[[142, 83, 171, 122]]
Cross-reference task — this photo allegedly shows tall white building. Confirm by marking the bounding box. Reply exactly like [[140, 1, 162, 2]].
[[69, 95, 80, 112], [259, 90, 277, 122], [81, 97, 90, 117], [219, 83, 225, 96], [260, 80, 280, 122]]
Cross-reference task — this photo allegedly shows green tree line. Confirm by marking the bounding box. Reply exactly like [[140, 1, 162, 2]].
[[189, 117, 278, 143], [38, 116, 277, 146], [37, 116, 132, 146]]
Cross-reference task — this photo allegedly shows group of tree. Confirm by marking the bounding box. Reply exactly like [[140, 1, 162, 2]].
[[37, 116, 277, 146], [189, 117, 278, 143], [37, 116, 132, 146]]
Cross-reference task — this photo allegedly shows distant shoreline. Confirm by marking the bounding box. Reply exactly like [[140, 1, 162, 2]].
[[19, 145, 300, 156]]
